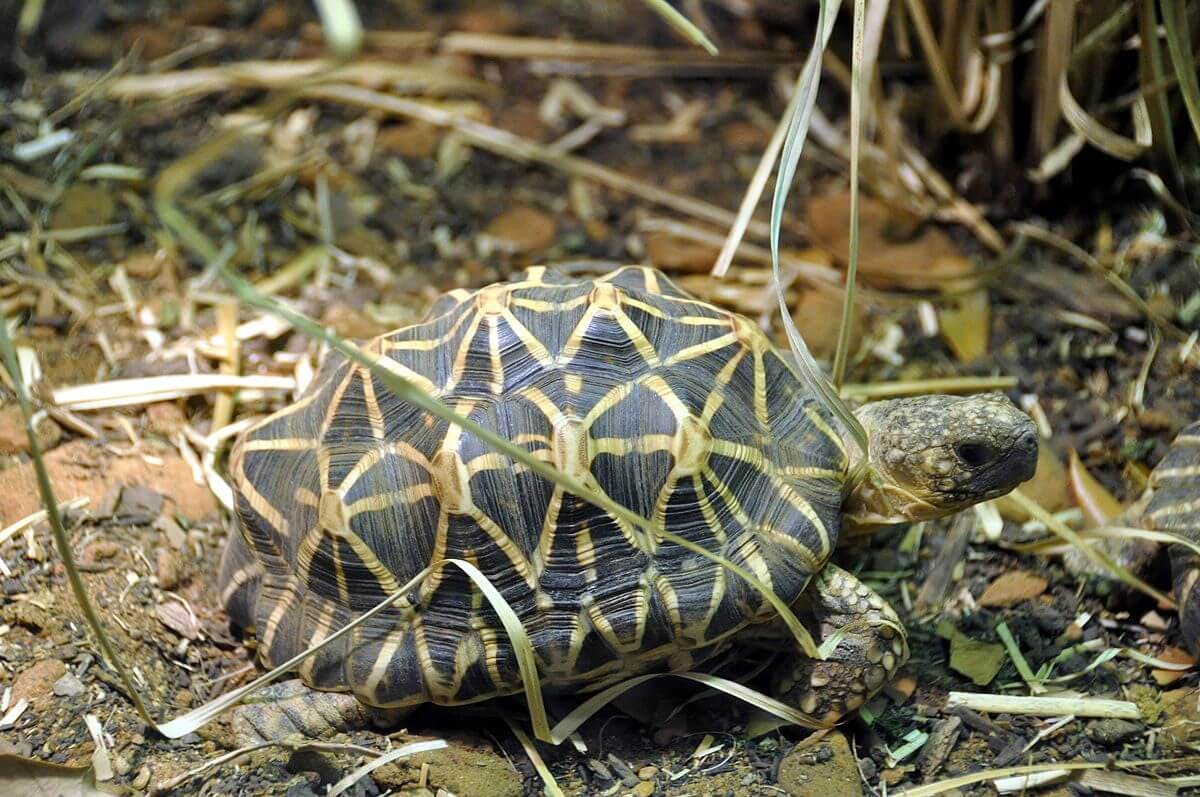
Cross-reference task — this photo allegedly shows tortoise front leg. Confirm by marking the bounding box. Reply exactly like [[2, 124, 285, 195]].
[[772, 564, 908, 728]]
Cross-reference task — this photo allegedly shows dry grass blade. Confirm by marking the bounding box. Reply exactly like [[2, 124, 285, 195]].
[[546, 671, 823, 745], [1160, 0, 1200, 149], [832, 0, 868, 390], [51, 374, 295, 411], [1006, 489, 1174, 608], [326, 740, 448, 797], [1058, 74, 1149, 161], [768, 0, 869, 457], [312, 0, 363, 59], [840, 376, 1017, 399], [506, 721, 565, 797], [637, 0, 718, 54], [898, 762, 1104, 797]]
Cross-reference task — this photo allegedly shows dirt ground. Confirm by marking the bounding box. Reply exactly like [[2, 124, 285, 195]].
[[1, 1, 1199, 795]]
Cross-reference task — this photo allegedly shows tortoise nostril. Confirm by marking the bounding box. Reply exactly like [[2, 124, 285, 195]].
[[954, 441, 994, 468]]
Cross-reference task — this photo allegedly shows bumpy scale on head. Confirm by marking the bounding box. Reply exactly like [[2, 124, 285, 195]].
[[846, 393, 1038, 527]]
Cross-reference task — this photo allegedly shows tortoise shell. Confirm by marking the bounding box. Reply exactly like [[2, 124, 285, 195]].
[[219, 265, 848, 708], [1149, 421, 1200, 654]]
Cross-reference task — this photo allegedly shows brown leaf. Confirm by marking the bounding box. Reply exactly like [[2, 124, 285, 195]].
[[940, 288, 990, 361], [156, 601, 201, 640], [978, 571, 1049, 607], [1068, 449, 1125, 526], [805, 191, 976, 289], [0, 754, 108, 796], [643, 231, 719, 273], [1151, 646, 1196, 686], [483, 206, 557, 253]]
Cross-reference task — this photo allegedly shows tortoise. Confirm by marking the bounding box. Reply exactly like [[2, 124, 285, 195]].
[[1065, 420, 1200, 656], [218, 265, 1038, 735]]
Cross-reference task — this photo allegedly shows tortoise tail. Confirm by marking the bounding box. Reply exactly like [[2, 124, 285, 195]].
[[218, 524, 263, 631], [1150, 421, 1200, 657]]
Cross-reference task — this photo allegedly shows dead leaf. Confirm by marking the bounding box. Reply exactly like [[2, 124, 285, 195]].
[[483, 206, 557, 253], [978, 571, 1049, 607], [0, 754, 111, 796], [644, 231, 720, 273], [1152, 647, 1196, 687], [156, 601, 201, 640], [1068, 449, 1125, 526], [49, 184, 116, 230], [805, 191, 976, 289], [940, 288, 990, 361], [938, 620, 1006, 686]]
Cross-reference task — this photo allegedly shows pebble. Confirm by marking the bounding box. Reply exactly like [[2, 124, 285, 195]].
[[637, 765, 658, 780], [156, 549, 180, 590], [131, 767, 151, 790], [630, 781, 655, 797], [1086, 718, 1144, 747], [51, 672, 86, 698]]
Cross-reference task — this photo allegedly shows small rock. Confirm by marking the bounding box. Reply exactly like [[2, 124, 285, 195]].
[[637, 765, 658, 780], [115, 484, 165, 524], [156, 549, 181, 590], [631, 780, 656, 797], [51, 672, 86, 698], [607, 754, 639, 787], [1086, 718, 1144, 747], [483, 207, 557, 253], [12, 659, 67, 704], [777, 731, 862, 797], [131, 767, 151, 791], [156, 601, 201, 640]]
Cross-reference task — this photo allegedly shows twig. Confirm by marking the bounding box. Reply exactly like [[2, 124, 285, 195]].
[[945, 692, 1140, 719]]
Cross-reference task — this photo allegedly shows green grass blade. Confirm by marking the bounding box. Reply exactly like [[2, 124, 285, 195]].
[[768, 0, 869, 457], [0, 310, 160, 730], [831, 0, 867, 389]]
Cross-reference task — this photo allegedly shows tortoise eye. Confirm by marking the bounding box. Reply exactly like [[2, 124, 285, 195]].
[[954, 441, 994, 468]]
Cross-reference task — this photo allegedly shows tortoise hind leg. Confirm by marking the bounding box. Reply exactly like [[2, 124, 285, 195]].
[[771, 564, 908, 728], [232, 680, 413, 744]]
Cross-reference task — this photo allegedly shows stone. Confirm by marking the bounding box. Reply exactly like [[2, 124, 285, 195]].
[[1086, 718, 1144, 747], [631, 781, 655, 797], [156, 549, 180, 590], [777, 731, 862, 797], [52, 673, 86, 698]]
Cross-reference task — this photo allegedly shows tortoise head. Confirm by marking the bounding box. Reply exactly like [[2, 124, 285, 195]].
[[844, 393, 1038, 528]]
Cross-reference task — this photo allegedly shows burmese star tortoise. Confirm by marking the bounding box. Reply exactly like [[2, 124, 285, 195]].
[[218, 265, 1039, 732]]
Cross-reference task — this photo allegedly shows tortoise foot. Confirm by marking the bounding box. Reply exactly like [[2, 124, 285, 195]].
[[772, 564, 908, 728], [233, 680, 381, 744]]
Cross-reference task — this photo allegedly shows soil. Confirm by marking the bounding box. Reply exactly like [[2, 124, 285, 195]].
[[1, 1, 1198, 796]]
